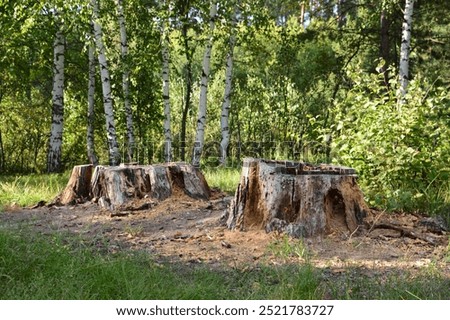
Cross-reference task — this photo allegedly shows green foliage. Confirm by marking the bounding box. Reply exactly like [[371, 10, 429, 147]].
[[1, 0, 450, 219], [332, 66, 450, 215], [0, 96, 51, 173]]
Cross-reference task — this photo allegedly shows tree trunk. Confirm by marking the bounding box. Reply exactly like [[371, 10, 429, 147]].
[[180, 22, 192, 162], [47, 18, 65, 173], [398, 0, 414, 102], [161, 1, 172, 163], [225, 158, 371, 238], [337, 0, 346, 27], [299, 1, 305, 26], [91, 0, 121, 166], [87, 39, 99, 166], [54, 163, 210, 210], [380, 8, 390, 88], [57, 164, 94, 205], [162, 43, 172, 163], [220, 4, 237, 166], [117, 0, 135, 162], [192, 2, 217, 167]]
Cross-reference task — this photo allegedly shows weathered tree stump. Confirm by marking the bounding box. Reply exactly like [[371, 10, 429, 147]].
[[225, 158, 370, 238], [54, 163, 210, 210], [58, 164, 94, 204]]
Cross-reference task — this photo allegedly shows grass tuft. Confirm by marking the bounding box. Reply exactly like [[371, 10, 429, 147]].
[[0, 173, 68, 209], [267, 235, 312, 262]]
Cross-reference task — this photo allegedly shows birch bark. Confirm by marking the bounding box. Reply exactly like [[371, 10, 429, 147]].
[[87, 39, 98, 166], [192, 2, 217, 167], [220, 4, 238, 166], [117, 0, 134, 162], [91, 0, 120, 165], [161, 1, 172, 162], [398, 0, 414, 102], [47, 17, 65, 173]]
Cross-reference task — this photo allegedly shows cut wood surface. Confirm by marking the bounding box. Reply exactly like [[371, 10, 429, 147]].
[[225, 158, 371, 238], [54, 163, 210, 210]]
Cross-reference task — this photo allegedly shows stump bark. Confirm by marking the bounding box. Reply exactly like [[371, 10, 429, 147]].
[[58, 164, 94, 204], [54, 163, 210, 210], [225, 158, 370, 238]]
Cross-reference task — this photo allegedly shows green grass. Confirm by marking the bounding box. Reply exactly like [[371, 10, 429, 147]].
[[0, 173, 69, 210], [321, 264, 450, 299], [0, 229, 322, 299], [0, 229, 448, 300], [203, 167, 241, 193], [267, 235, 312, 262]]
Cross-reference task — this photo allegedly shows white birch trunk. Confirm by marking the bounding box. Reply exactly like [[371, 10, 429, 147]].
[[47, 18, 65, 173], [300, 1, 305, 26], [117, 0, 134, 162], [220, 4, 238, 166], [161, 1, 172, 163], [87, 40, 98, 166], [91, 0, 120, 166], [192, 2, 217, 167], [398, 0, 414, 102]]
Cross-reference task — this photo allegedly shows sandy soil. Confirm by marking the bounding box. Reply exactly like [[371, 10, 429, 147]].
[[1, 190, 448, 278]]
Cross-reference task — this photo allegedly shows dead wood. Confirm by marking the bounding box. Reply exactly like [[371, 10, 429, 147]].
[[55, 164, 93, 205], [225, 158, 371, 238], [53, 163, 210, 210], [373, 223, 440, 245]]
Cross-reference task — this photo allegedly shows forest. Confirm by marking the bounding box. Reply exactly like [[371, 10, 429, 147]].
[[0, 0, 449, 218]]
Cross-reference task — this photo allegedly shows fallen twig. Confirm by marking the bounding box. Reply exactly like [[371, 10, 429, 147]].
[[373, 223, 439, 245]]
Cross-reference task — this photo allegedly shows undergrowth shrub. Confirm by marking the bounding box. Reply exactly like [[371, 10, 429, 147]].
[[331, 67, 450, 218]]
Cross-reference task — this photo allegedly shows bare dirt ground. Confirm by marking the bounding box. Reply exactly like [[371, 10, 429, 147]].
[[1, 189, 449, 279]]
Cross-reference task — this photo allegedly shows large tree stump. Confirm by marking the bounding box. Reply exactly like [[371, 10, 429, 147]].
[[54, 163, 210, 210], [225, 158, 370, 238]]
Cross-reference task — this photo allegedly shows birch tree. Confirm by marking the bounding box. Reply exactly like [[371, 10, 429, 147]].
[[380, 3, 390, 88], [87, 37, 98, 166], [47, 13, 65, 173], [192, 2, 217, 167], [219, 2, 238, 166], [91, 0, 120, 165], [117, 0, 134, 162], [178, 0, 194, 162], [161, 0, 172, 163], [398, 0, 414, 102]]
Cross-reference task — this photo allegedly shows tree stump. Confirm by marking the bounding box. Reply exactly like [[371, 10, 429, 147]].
[[225, 158, 371, 238], [54, 163, 210, 210], [58, 164, 94, 204]]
